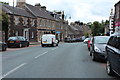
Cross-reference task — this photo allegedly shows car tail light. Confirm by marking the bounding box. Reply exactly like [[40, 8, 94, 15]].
[[88, 40, 90, 43], [16, 40, 20, 43]]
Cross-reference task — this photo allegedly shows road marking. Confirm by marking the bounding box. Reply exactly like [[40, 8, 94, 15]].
[[35, 51, 48, 59], [52, 47, 58, 50], [2, 63, 27, 78]]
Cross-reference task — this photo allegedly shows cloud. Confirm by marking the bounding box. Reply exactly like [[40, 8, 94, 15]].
[[2, 0, 119, 23]]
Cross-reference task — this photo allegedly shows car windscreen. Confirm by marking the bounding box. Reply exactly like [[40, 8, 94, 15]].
[[85, 38, 90, 41], [8, 37, 17, 40], [94, 37, 109, 44]]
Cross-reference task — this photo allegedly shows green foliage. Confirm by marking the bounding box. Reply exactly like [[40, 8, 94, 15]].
[[2, 12, 9, 31], [90, 20, 109, 36], [84, 32, 89, 37], [0, 1, 9, 5]]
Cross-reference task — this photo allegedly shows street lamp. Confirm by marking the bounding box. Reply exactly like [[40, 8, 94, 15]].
[[64, 14, 71, 37]]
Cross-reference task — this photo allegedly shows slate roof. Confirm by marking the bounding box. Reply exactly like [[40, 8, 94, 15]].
[[1, 3, 35, 18], [25, 3, 55, 20]]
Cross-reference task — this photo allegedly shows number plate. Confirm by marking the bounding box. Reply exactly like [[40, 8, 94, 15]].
[[10, 41, 14, 43], [43, 41, 47, 43]]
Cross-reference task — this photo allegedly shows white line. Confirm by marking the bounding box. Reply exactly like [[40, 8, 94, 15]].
[[52, 47, 58, 50], [35, 51, 48, 59], [2, 63, 26, 78]]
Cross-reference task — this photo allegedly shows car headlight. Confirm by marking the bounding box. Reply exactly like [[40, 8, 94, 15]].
[[94, 46, 101, 53]]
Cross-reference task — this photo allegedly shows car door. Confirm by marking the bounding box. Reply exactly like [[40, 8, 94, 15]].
[[18, 37, 24, 47], [22, 37, 27, 47], [115, 37, 120, 74], [109, 36, 119, 72]]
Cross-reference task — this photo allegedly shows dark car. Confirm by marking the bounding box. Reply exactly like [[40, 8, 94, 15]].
[[64, 37, 72, 43], [90, 36, 110, 61], [7, 36, 29, 48], [0, 41, 7, 51], [106, 34, 120, 77]]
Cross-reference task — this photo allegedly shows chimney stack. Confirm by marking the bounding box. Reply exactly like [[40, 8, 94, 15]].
[[16, 0, 26, 8], [41, 6, 46, 10], [35, 3, 41, 7]]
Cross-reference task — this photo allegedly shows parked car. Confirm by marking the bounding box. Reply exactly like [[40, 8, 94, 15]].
[[64, 37, 71, 43], [41, 34, 58, 47], [106, 34, 120, 77], [83, 38, 90, 43], [90, 36, 110, 61], [7, 36, 29, 48], [87, 37, 93, 51], [0, 41, 7, 51], [75, 38, 82, 42]]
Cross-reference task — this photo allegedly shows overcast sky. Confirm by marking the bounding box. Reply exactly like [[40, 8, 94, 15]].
[[1, 0, 119, 23]]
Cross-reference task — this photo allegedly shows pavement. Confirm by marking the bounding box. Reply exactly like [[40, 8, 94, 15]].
[[1, 42, 115, 78]]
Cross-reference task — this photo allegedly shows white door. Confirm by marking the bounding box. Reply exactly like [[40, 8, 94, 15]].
[[24, 29, 29, 41]]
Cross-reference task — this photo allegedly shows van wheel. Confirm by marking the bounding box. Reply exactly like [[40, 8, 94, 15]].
[[106, 60, 114, 76], [53, 43, 56, 47], [42, 44, 44, 47]]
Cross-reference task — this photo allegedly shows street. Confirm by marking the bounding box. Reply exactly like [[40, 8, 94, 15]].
[[2, 42, 113, 78]]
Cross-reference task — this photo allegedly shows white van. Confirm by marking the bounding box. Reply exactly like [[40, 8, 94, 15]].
[[41, 34, 58, 47]]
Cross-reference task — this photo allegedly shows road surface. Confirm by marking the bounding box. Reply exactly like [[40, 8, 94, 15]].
[[1, 42, 114, 78]]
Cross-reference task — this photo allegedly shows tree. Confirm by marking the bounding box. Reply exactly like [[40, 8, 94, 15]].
[[0, 2, 9, 5], [2, 12, 9, 41], [91, 21, 101, 36], [90, 20, 109, 36]]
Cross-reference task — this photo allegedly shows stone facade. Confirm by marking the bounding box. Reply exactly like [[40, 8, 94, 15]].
[[2, 0, 68, 42], [114, 1, 120, 33]]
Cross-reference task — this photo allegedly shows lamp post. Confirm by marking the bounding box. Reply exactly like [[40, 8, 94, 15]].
[[64, 14, 71, 37]]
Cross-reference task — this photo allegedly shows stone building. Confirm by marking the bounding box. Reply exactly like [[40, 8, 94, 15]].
[[67, 21, 91, 39], [2, 0, 68, 42], [114, 1, 120, 34], [2, 3, 37, 42]]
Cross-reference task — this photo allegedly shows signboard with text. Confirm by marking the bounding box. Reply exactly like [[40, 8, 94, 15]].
[[115, 22, 120, 27]]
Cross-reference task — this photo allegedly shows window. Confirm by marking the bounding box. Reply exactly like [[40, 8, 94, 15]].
[[32, 19, 35, 27], [31, 32, 34, 38], [15, 17, 19, 25], [116, 5, 119, 19], [107, 36, 114, 46], [39, 19, 42, 27], [8, 37, 17, 40], [24, 18, 28, 26], [15, 31, 19, 36]]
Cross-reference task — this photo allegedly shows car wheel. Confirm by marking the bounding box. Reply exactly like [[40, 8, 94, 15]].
[[19, 43, 22, 48], [106, 60, 114, 76], [89, 50, 92, 56], [91, 52, 96, 61], [2, 46, 6, 51], [88, 47, 90, 51], [27, 43, 29, 47]]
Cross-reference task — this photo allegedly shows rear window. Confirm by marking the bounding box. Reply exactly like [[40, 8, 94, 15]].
[[108, 36, 120, 50], [8, 37, 17, 40], [94, 37, 109, 44]]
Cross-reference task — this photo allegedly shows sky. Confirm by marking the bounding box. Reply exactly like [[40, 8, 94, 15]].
[[0, 0, 119, 23]]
